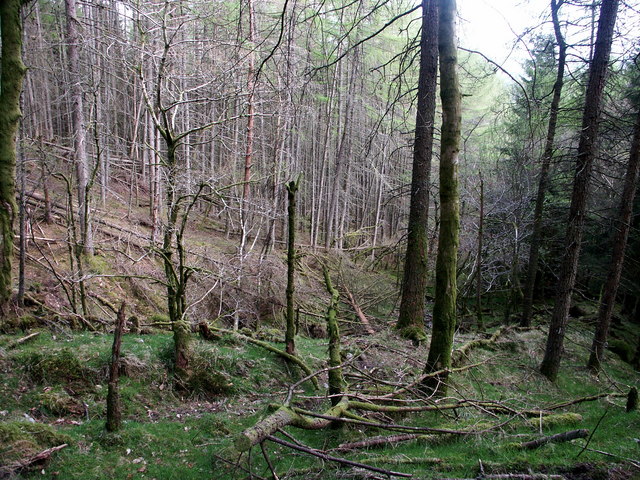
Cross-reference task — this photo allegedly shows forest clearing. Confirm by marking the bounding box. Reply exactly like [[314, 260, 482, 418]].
[[0, 0, 639, 478]]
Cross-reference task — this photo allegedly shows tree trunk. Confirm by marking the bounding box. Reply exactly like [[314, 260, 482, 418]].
[[65, 0, 93, 256], [285, 179, 299, 356], [540, 0, 619, 382], [0, 0, 27, 310], [240, 0, 256, 255], [587, 103, 640, 372], [396, 0, 438, 340], [324, 267, 343, 406], [521, 0, 567, 327], [106, 303, 126, 432], [476, 173, 484, 330], [423, 0, 461, 396]]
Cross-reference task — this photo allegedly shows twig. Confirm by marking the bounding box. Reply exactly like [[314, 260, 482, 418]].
[[260, 441, 280, 480], [576, 408, 608, 458], [265, 435, 412, 478], [2, 444, 68, 477], [584, 447, 640, 469]]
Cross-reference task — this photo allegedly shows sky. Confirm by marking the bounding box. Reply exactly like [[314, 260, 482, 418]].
[[457, 0, 550, 76]]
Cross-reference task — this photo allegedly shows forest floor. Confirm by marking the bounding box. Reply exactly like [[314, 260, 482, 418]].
[[1, 315, 639, 479], [1, 180, 639, 479]]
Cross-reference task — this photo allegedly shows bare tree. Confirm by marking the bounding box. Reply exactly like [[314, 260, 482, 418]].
[[65, 0, 93, 256], [521, 0, 568, 327]]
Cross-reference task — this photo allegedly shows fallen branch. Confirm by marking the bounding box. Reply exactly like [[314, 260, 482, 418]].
[[1, 444, 68, 477], [452, 327, 509, 366], [234, 397, 351, 451], [6, 332, 40, 349], [584, 447, 640, 469], [342, 283, 375, 335], [265, 434, 412, 478], [441, 474, 566, 480], [518, 429, 588, 450], [333, 433, 423, 451]]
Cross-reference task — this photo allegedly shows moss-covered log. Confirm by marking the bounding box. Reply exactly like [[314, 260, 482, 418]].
[[235, 397, 350, 451], [451, 326, 509, 366]]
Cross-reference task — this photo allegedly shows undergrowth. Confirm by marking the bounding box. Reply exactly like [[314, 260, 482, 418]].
[[0, 321, 638, 480]]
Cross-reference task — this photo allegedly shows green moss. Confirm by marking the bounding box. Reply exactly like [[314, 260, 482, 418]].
[[37, 386, 84, 417], [18, 347, 92, 385], [187, 369, 234, 395], [607, 339, 633, 363], [398, 325, 428, 343], [0, 421, 72, 464], [149, 313, 171, 325], [526, 413, 583, 430]]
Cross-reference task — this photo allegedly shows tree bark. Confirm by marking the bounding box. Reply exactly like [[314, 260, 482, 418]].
[[396, 0, 438, 339], [240, 0, 256, 255], [424, 0, 461, 396], [106, 302, 126, 432], [323, 266, 344, 405], [65, 0, 93, 256], [0, 0, 27, 309], [518, 429, 588, 450], [540, 0, 619, 382], [587, 103, 640, 372], [521, 0, 567, 327], [476, 173, 484, 330], [285, 179, 299, 356]]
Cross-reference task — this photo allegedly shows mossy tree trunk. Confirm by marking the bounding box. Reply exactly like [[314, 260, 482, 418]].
[[423, 0, 461, 396], [285, 179, 299, 356], [161, 139, 192, 375], [521, 0, 567, 327], [540, 0, 619, 382], [587, 102, 640, 372], [106, 303, 126, 432], [323, 267, 344, 405], [0, 0, 27, 310], [396, 0, 438, 341]]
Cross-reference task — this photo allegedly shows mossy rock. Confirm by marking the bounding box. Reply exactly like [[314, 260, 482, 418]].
[[18, 348, 92, 385], [187, 369, 234, 395], [37, 386, 85, 417], [0, 421, 72, 464], [526, 413, 582, 430], [607, 339, 634, 363]]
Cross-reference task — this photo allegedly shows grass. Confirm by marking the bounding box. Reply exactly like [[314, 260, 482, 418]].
[[0, 320, 638, 479]]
